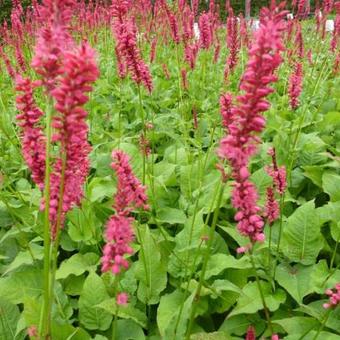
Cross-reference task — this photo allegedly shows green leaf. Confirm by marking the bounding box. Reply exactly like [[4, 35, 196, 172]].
[[51, 322, 91, 340], [272, 317, 318, 336], [250, 168, 272, 201], [310, 260, 340, 294], [157, 207, 187, 225], [281, 201, 323, 265], [322, 172, 340, 201], [56, 253, 99, 280], [87, 177, 115, 202], [190, 332, 230, 340], [3, 243, 43, 275], [229, 281, 286, 317], [0, 297, 20, 339], [275, 264, 315, 304], [116, 319, 145, 340], [162, 292, 195, 339], [78, 272, 112, 330], [135, 225, 167, 304], [219, 314, 265, 336], [303, 166, 323, 187], [204, 254, 251, 279], [0, 267, 43, 304], [157, 290, 185, 337], [67, 205, 101, 244], [97, 298, 147, 328]]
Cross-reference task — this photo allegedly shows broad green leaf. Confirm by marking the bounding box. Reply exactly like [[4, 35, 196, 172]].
[[97, 298, 147, 328], [229, 281, 286, 317], [163, 292, 195, 339], [135, 225, 167, 304], [190, 331, 230, 340], [3, 243, 43, 275], [275, 263, 314, 303], [0, 297, 20, 339], [250, 168, 272, 200], [157, 207, 187, 225], [67, 205, 101, 244], [317, 201, 340, 225], [303, 166, 323, 187], [219, 314, 265, 336], [78, 272, 112, 330], [116, 319, 145, 340], [119, 143, 144, 179], [281, 201, 323, 265], [157, 290, 185, 337], [87, 177, 115, 202], [310, 260, 340, 294], [204, 254, 252, 279], [0, 267, 43, 304], [51, 322, 91, 340], [272, 317, 318, 335], [322, 172, 340, 201], [56, 253, 99, 280]]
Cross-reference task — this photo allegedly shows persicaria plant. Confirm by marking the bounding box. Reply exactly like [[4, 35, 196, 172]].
[[0, 1, 339, 339]]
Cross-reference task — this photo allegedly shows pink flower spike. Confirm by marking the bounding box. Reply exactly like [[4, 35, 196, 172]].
[[111, 150, 149, 213], [323, 283, 340, 309], [218, 5, 287, 244], [264, 187, 280, 225], [117, 292, 129, 305]]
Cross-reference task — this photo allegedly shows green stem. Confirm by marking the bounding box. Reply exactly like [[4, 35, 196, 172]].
[[249, 251, 273, 335], [273, 194, 285, 282], [287, 55, 329, 184], [330, 234, 340, 270], [39, 101, 53, 338], [313, 308, 331, 340], [137, 85, 146, 185], [112, 276, 120, 340], [46, 150, 68, 334], [185, 182, 225, 339]]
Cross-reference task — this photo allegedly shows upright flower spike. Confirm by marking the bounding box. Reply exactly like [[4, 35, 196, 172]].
[[115, 19, 153, 92], [225, 7, 239, 76], [101, 150, 148, 277], [47, 42, 100, 238], [101, 213, 135, 274], [264, 187, 280, 225], [111, 150, 149, 214], [331, 2, 340, 51], [15, 76, 46, 189], [31, 0, 76, 92], [288, 62, 303, 110], [198, 12, 213, 49], [266, 147, 287, 195], [218, 5, 287, 244]]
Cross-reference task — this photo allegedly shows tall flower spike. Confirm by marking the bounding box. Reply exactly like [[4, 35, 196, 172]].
[[15, 76, 46, 189], [266, 147, 287, 195], [111, 150, 149, 214], [101, 150, 149, 275], [264, 187, 280, 225], [115, 19, 153, 92], [225, 7, 239, 76], [288, 61, 303, 110], [31, 0, 76, 92], [47, 42, 99, 238], [198, 12, 213, 49], [218, 5, 287, 243]]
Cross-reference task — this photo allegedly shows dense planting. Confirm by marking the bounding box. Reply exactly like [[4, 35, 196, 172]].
[[0, 1, 340, 339]]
